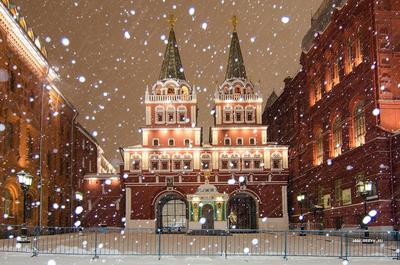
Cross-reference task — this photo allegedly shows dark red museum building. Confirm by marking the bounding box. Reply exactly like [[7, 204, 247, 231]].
[[263, 0, 400, 230]]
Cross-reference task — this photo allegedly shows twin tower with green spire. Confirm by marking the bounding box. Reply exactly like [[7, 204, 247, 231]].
[[159, 14, 247, 82]]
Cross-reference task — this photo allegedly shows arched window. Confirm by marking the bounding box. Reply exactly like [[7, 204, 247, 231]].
[[271, 152, 282, 169], [313, 80, 322, 103], [201, 154, 211, 170], [177, 106, 187, 123], [236, 137, 243, 145], [253, 153, 263, 170], [353, 101, 366, 147], [220, 154, 229, 170], [160, 154, 170, 171], [234, 106, 244, 123], [172, 154, 182, 171], [152, 138, 160, 146], [245, 106, 255, 123], [184, 139, 191, 147], [130, 154, 141, 171], [223, 106, 233, 123], [155, 106, 165, 124], [224, 137, 231, 146], [183, 154, 192, 171], [249, 138, 256, 145], [168, 138, 175, 147], [166, 106, 176, 123], [3, 189, 14, 217], [167, 86, 175, 95], [150, 155, 159, 171], [332, 117, 342, 157], [314, 128, 323, 166], [230, 153, 240, 170], [243, 153, 252, 170]]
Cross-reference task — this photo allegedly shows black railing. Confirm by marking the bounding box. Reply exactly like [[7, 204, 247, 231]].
[[0, 225, 399, 260]]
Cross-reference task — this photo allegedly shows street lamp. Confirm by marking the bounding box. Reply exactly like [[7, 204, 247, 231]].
[[16, 170, 33, 243], [356, 180, 373, 241], [297, 193, 306, 236]]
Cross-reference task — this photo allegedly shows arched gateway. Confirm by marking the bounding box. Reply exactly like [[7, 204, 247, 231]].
[[227, 192, 258, 230], [156, 193, 188, 232]]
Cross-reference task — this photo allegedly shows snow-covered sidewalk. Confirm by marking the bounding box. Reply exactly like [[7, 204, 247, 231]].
[[0, 253, 399, 265]]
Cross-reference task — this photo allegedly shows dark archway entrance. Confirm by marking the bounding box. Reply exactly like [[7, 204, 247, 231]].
[[156, 193, 187, 232], [228, 193, 257, 230], [201, 204, 214, 229]]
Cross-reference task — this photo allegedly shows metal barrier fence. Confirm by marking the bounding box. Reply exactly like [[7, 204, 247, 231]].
[[0, 225, 399, 260]]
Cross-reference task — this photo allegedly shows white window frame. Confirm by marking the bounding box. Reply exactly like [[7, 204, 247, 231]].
[[249, 137, 256, 145], [184, 138, 191, 147], [177, 106, 188, 124], [130, 155, 141, 171], [223, 106, 233, 123], [166, 106, 176, 124], [200, 154, 211, 171], [271, 152, 282, 170], [168, 138, 175, 147], [155, 106, 165, 124], [234, 105, 244, 123], [245, 105, 255, 123], [224, 137, 231, 146], [236, 137, 243, 145], [152, 138, 160, 147]]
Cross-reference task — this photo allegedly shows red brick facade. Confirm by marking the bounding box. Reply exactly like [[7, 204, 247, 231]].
[[263, 0, 400, 230]]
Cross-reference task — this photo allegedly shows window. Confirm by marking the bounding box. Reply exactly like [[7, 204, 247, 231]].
[[27, 131, 34, 159], [158, 195, 187, 230], [166, 106, 176, 123], [183, 154, 192, 171], [313, 80, 322, 103], [314, 129, 323, 166], [342, 188, 352, 205], [234, 106, 244, 123], [153, 138, 160, 146], [224, 137, 231, 146], [177, 106, 187, 123], [330, 58, 339, 86], [3, 189, 14, 217], [130, 155, 141, 171], [155, 106, 165, 124], [332, 117, 342, 157], [168, 138, 175, 146], [245, 106, 255, 123], [201, 154, 211, 170], [160, 154, 170, 171], [353, 101, 366, 147], [172, 155, 182, 171], [335, 179, 342, 205], [249, 138, 256, 145], [220, 154, 229, 170], [323, 194, 331, 208], [271, 152, 282, 169], [230, 154, 240, 170], [184, 139, 191, 147], [150, 155, 159, 171], [253, 154, 263, 170], [223, 106, 233, 123], [243, 154, 252, 170], [236, 138, 243, 145]]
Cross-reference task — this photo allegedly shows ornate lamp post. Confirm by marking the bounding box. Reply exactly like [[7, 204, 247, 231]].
[[356, 180, 373, 241], [16, 170, 33, 243], [297, 193, 306, 236]]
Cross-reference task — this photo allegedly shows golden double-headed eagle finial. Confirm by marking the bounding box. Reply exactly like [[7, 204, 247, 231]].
[[231, 15, 238, 31], [168, 14, 177, 28]]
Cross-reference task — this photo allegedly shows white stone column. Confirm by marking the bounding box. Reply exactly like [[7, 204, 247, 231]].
[[125, 187, 132, 222]]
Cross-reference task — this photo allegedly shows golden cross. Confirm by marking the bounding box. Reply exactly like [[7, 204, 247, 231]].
[[168, 14, 177, 28], [231, 15, 238, 31]]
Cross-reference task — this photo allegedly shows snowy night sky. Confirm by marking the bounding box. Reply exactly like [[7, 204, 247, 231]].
[[12, 0, 323, 162]]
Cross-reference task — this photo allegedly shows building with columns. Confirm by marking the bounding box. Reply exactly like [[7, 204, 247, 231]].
[[121, 16, 289, 232]]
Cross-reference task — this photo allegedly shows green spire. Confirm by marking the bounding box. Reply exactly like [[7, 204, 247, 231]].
[[159, 15, 186, 81], [225, 15, 247, 80]]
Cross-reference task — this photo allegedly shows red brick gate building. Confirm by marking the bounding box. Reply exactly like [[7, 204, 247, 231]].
[[121, 17, 289, 231]]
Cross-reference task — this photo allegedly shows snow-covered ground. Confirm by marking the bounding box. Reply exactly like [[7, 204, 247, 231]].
[[0, 253, 399, 265]]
